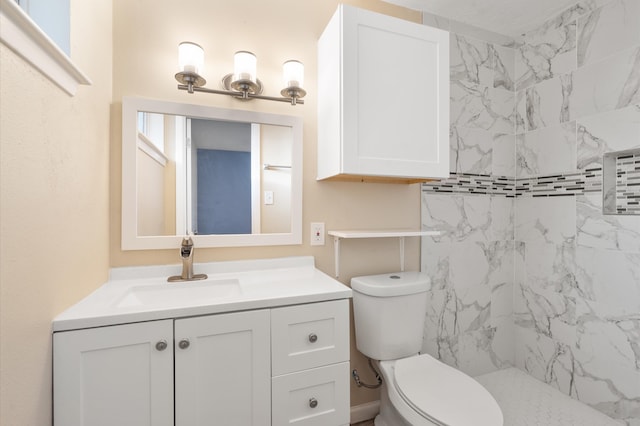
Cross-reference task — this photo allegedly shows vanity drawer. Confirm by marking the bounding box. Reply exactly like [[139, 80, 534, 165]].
[[271, 299, 349, 375], [272, 362, 350, 426]]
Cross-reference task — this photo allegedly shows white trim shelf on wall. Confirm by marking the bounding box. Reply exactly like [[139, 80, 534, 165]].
[[327, 230, 440, 278]]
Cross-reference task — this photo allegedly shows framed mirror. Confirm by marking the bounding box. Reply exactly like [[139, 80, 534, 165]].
[[122, 97, 302, 250]]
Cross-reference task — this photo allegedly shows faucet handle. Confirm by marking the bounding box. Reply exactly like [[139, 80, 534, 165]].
[[180, 236, 194, 257]]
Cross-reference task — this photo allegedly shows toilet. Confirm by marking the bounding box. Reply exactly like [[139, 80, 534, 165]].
[[351, 271, 504, 426]]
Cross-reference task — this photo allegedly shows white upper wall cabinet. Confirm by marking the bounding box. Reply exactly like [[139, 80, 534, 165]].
[[317, 4, 449, 183]]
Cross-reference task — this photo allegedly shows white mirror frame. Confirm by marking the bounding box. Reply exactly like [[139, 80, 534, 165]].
[[122, 96, 303, 250]]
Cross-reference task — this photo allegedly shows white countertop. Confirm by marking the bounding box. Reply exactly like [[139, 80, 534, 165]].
[[53, 256, 352, 332]]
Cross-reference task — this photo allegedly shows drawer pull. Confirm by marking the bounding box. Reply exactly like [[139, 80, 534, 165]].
[[155, 340, 168, 351], [178, 339, 190, 349], [309, 397, 318, 408], [308, 333, 318, 343]]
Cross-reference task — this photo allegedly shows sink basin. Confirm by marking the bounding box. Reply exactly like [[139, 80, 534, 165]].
[[115, 279, 241, 309]]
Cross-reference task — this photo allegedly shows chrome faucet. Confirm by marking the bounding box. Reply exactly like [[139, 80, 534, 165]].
[[168, 236, 208, 282]]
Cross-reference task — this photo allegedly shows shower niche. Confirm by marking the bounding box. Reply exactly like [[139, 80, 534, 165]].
[[603, 148, 640, 215]]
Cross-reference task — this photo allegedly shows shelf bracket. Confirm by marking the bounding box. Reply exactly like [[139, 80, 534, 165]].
[[399, 237, 405, 272], [333, 236, 341, 279]]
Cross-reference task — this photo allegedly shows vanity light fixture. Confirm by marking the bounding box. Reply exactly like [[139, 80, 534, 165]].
[[174, 42, 306, 106]]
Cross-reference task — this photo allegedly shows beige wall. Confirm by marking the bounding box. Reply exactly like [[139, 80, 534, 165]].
[[111, 0, 422, 408], [0, 0, 112, 424]]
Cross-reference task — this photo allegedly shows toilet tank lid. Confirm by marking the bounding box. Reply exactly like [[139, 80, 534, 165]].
[[351, 271, 430, 297]]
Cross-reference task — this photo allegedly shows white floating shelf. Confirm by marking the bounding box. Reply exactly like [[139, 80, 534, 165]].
[[328, 230, 440, 239], [327, 229, 441, 278]]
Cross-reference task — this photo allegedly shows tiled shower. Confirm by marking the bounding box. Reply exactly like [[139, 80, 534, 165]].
[[420, 0, 640, 424]]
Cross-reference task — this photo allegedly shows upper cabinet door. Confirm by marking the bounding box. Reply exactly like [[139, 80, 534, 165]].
[[53, 320, 174, 426], [318, 5, 450, 182], [174, 309, 271, 426]]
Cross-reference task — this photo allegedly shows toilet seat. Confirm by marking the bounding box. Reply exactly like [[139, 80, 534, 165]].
[[381, 355, 503, 426]]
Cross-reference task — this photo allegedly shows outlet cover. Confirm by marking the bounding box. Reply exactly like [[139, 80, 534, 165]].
[[310, 222, 325, 246]]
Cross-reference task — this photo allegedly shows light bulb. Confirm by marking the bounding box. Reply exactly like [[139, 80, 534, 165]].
[[178, 42, 204, 75], [233, 51, 257, 83], [283, 60, 304, 88]]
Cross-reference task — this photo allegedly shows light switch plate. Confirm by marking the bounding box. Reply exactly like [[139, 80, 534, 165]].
[[264, 190, 274, 205]]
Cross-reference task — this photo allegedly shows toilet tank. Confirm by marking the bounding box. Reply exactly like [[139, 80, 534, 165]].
[[351, 272, 430, 361]]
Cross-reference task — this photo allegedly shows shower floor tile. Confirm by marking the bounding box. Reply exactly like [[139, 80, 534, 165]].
[[351, 421, 375, 426], [475, 367, 622, 426]]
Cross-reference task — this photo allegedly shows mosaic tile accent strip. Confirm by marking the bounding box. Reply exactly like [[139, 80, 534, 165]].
[[422, 174, 517, 197], [517, 168, 603, 197], [422, 169, 603, 198], [616, 152, 640, 214]]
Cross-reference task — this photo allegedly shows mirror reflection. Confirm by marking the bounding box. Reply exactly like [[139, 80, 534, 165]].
[[121, 97, 302, 250], [136, 112, 292, 237]]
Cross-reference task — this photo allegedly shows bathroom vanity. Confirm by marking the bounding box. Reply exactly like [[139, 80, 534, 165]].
[[52, 257, 351, 426]]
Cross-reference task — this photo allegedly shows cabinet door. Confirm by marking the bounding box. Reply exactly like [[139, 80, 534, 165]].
[[175, 310, 271, 426], [343, 6, 449, 178], [53, 320, 173, 426], [318, 4, 449, 180]]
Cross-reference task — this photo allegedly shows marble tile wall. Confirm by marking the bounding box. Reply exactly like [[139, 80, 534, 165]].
[[513, 1, 640, 423], [449, 34, 516, 175], [421, 1, 640, 424], [421, 194, 516, 376], [421, 18, 519, 378]]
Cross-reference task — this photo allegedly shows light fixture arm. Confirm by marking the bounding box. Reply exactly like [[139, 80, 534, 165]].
[[177, 83, 305, 105]]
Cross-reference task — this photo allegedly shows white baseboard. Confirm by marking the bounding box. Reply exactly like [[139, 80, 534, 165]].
[[350, 400, 380, 423]]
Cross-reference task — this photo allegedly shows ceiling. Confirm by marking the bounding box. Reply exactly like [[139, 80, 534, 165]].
[[383, 0, 578, 36]]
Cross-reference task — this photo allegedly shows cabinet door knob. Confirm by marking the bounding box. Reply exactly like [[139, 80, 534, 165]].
[[308, 333, 318, 343], [178, 338, 190, 349], [309, 397, 318, 408], [155, 340, 168, 351]]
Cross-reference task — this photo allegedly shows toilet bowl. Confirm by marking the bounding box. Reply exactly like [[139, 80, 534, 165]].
[[351, 272, 503, 426], [376, 355, 503, 425]]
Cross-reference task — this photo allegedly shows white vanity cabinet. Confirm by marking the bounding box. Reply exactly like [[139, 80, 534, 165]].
[[53, 300, 349, 426], [53, 320, 175, 426], [317, 4, 449, 182]]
